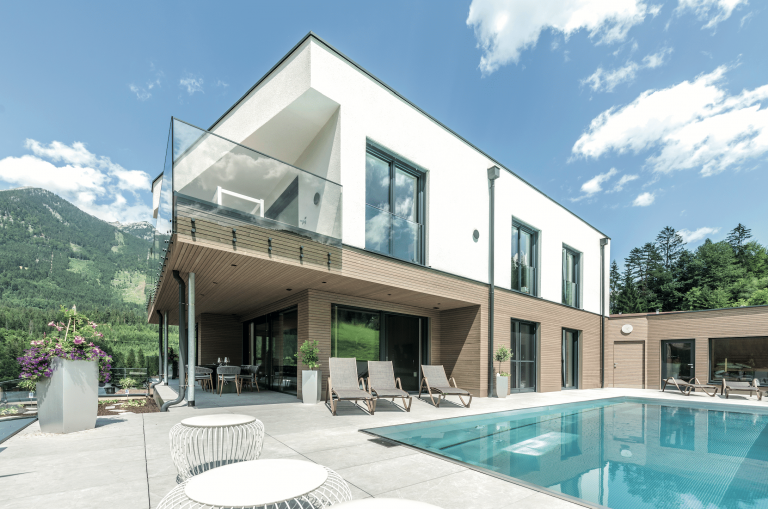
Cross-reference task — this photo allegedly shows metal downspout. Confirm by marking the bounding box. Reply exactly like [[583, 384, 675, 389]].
[[163, 311, 169, 385], [162, 271, 187, 411], [600, 238, 609, 388], [187, 273, 195, 407], [487, 166, 500, 397], [149, 310, 163, 393]]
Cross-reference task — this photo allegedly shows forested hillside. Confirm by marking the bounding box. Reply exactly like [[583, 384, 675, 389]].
[[0, 187, 177, 381], [611, 224, 768, 314]]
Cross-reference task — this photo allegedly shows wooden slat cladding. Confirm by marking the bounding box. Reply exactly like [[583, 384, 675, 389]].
[[494, 289, 602, 392], [606, 306, 768, 389], [198, 313, 243, 365], [439, 306, 483, 396], [604, 317, 649, 388], [613, 341, 645, 388]]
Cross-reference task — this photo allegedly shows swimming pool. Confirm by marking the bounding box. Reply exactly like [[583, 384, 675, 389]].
[[362, 398, 768, 509]]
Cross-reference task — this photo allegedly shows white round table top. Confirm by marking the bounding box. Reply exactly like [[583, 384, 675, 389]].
[[181, 414, 256, 428], [184, 459, 328, 507], [334, 499, 443, 508]]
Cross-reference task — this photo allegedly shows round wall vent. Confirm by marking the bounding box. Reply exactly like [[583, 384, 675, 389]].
[[313, 192, 321, 205], [621, 324, 633, 334], [472, 229, 480, 242]]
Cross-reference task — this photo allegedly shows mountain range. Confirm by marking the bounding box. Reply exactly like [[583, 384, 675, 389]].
[[0, 187, 157, 313]]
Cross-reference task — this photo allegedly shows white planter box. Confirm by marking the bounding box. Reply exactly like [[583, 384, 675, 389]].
[[36, 357, 99, 434], [301, 370, 322, 405], [494, 375, 509, 399]]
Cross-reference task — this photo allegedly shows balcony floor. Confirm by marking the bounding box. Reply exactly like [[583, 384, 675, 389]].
[[2, 386, 766, 509]]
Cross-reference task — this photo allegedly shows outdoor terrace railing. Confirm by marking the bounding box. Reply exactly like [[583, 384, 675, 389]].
[[147, 118, 343, 306]]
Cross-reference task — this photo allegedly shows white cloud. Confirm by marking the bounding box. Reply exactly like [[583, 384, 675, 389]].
[[611, 174, 639, 191], [571, 168, 623, 201], [129, 84, 151, 101], [0, 140, 151, 223], [216, 80, 229, 88], [180, 76, 204, 95], [676, 0, 748, 29], [678, 226, 720, 243], [633, 191, 655, 206], [572, 66, 768, 176], [581, 47, 672, 92], [466, 0, 657, 75]]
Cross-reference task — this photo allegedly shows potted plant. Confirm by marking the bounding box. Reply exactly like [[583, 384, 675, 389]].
[[295, 340, 321, 404], [17, 305, 112, 433], [493, 345, 511, 398], [118, 377, 138, 396]]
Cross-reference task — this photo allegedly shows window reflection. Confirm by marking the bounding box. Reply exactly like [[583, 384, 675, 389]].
[[710, 337, 768, 384]]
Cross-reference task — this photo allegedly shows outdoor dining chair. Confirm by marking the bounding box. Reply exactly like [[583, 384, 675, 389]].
[[217, 366, 242, 396], [327, 357, 375, 415], [419, 365, 472, 408], [239, 364, 261, 392], [367, 361, 411, 412], [195, 367, 214, 392]]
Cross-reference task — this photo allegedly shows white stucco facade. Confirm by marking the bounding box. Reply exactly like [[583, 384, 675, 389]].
[[207, 36, 611, 316]]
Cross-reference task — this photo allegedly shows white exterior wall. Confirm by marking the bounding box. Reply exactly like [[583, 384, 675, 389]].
[[209, 37, 610, 315]]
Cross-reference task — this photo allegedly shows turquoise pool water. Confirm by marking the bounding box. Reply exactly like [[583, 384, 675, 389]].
[[363, 398, 768, 509]]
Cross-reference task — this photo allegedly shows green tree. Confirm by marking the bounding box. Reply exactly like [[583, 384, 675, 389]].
[[126, 348, 136, 368], [137, 348, 146, 370], [609, 260, 621, 314], [655, 226, 686, 269], [727, 223, 752, 261]]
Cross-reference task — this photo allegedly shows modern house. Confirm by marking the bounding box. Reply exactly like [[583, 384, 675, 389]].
[[147, 32, 611, 404]]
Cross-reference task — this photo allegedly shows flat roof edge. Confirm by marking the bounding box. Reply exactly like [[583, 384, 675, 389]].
[[609, 304, 768, 318], [209, 31, 610, 239]]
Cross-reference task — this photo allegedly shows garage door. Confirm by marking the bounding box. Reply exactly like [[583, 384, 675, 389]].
[[613, 341, 645, 389]]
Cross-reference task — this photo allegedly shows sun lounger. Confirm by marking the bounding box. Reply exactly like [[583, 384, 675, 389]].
[[367, 361, 412, 412], [418, 365, 472, 408], [723, 379, 762, 400], [661, 377, 694, 393], [327, 357, 376, 415]]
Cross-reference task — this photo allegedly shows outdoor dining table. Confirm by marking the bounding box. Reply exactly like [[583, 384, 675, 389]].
[[169, 414, 265, 482], [157, 459, 352, 508]]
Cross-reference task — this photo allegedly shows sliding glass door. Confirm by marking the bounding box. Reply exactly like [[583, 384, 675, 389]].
[[242, 307, 298, 395], [562, 328, 579, 389], [510, 320, 536, 393], [332, 305, 427, 391]]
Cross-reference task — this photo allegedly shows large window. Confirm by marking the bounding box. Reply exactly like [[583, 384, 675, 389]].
[[562, 247, 580, 308], [511, 223, 537, 295], [562, 328, 579, 389], [709, 337, 768, 384], [365, 145, 424, 264]]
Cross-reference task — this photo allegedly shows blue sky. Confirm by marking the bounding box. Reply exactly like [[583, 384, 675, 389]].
[[0, 0, 764, 267]]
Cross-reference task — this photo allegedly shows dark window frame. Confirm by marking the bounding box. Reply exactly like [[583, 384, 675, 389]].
[[511, 221, 538, 296], [562, 245, 581, 308], [708, 336, 768, 384], [365, 143, 426, 265]]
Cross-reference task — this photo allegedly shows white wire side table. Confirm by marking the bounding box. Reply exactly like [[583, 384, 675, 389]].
[[157, 459, 353, 509], [169, 414, 265, 482]]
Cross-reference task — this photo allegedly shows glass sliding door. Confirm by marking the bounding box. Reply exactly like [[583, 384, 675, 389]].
[[562, 328, 579, 389], [271, 309, 298, 394], [385, 314, 421, 391], [661, 340, 694, 383], [510, 320, 536, 393], [331, 305, 426, 391]]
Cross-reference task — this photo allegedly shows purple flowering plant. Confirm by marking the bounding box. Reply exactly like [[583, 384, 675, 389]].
[[17, 305, 112, 391]]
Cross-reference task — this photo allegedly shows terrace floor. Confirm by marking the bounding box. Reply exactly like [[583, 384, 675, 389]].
[[2, 384, 767, 509]]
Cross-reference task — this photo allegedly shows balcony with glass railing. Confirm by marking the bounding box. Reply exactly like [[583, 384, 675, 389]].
[[511, 262, 535, 295], [147, 118, 343, 306], [563, 280, 579, 308], [364, 204, 422, 264]]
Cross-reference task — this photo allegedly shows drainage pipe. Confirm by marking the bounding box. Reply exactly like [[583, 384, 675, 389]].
[[163, 311, 169, 385], [487, 165, 500, 398], [600, 238, 609, 388], [187, 272, 195, 407], [162, 271, 187, 412], [149, 310, 163, 394]]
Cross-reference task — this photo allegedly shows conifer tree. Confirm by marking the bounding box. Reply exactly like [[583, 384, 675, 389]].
[[655, 226, 686, 269]]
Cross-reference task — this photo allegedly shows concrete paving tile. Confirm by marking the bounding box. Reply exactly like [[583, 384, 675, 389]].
[[2, 478, 149, 509], [259, 435, 301, 459], [377, 469, 535, 509], [502, 491, 585, 509], [336, 453, 466, 496], [303, 439, 418, 470], [274, 426, 376, 453], [346, 481, 373, 500], [149, 473, 179, 508]]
